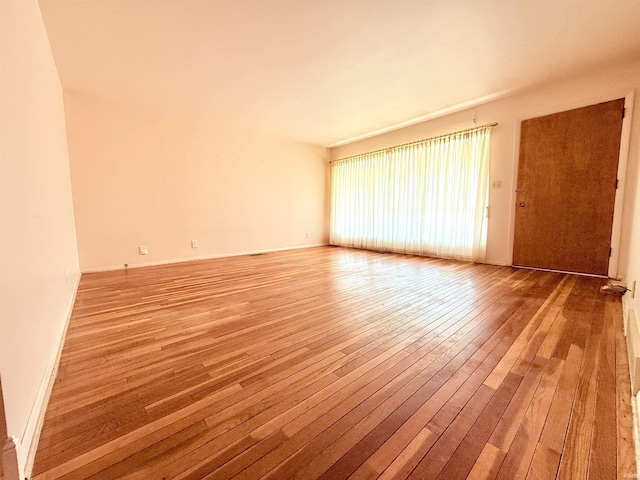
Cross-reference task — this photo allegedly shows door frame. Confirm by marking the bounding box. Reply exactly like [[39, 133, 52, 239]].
[[508, 90, 635, 279]]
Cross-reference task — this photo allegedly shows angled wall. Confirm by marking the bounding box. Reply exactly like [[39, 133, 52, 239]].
[[0, 0, 80, 476]]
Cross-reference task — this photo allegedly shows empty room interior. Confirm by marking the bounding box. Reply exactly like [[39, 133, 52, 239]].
[[4, 1, 640, 479]]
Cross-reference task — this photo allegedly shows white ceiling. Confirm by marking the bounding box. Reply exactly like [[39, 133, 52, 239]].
[[39, 0, 640, 146]]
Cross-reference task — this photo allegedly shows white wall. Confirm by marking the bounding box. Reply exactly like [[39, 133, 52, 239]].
[[0, 0, 80, 477], [63, 91, 329, 271], [331, 60, 640, 279]]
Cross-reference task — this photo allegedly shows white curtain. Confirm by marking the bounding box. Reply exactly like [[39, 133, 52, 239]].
[[330, 125, 492, 262]]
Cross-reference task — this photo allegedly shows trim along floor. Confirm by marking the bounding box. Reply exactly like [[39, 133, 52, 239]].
[[31, 246, 635, 479]]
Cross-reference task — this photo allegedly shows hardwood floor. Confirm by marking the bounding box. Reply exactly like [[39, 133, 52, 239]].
[[31, 246, 635, 479]]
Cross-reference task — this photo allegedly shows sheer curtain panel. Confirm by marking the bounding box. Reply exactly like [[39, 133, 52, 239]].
[[330, 125, 492, 262]]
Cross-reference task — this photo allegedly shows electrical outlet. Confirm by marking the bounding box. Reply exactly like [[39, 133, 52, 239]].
[[492, 180, 502, 189], [191, 240, 198, 248], [306, 232, 310, 239], [139, 245, 148, 255]]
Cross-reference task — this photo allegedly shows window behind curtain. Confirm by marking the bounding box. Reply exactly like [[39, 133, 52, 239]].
[[330, 125, 492, 262]]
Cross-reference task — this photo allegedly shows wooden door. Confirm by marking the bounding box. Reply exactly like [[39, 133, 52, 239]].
[[513, 99, 624, 276]]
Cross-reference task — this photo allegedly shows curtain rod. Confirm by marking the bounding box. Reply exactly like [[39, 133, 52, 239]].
[[330, 122, 498, 164]]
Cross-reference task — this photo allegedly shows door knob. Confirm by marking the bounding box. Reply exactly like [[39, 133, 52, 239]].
[[519, 202, 525, 207]]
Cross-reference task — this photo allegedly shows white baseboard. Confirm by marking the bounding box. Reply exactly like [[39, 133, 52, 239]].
[[482, 258, 512, 267], [16, 272, 81, 479], [81, 243, 329, 273]]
